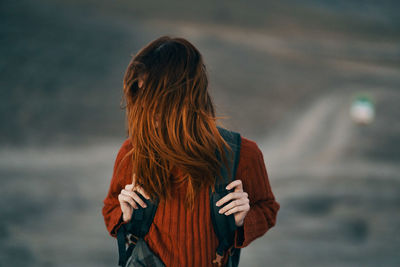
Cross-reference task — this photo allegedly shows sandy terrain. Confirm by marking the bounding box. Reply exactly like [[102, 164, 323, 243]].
[[1, 0, 399, 266]]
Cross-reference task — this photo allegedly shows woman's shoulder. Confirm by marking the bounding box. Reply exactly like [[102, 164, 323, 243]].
[[239, 135, 263, 160], [117, 134, 262, 162], [233, 135, 265, 182], [119, 135, 260, 154], [219, 126, 262, 159], [121, 137, 132, 150], [114, 137, 133, 164]]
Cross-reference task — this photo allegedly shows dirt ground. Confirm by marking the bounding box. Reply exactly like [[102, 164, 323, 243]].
[[1, 0, 399, 266]]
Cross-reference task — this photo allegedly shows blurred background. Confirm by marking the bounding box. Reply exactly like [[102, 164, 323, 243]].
[[1, 0, 399, 266]]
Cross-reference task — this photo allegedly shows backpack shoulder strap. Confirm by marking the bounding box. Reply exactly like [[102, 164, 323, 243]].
[[117, 126, 242, 267], [117, 196, 159, 266], [210, 126, 242, 266]]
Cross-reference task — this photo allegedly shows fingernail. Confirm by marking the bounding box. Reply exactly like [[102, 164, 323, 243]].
[[216, 202, 220, 206], [144, 204, 147, 208], [218, 209, 223, 214]]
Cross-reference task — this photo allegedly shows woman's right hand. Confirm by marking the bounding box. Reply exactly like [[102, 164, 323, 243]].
[[118, 182, 150, 222]]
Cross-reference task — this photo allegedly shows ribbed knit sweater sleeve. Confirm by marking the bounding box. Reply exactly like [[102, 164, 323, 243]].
[[102, 138, 132, 238], [233, 137, 280, 248]]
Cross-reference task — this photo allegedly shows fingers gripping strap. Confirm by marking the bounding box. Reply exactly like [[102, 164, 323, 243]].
[[127, 196, 159, 237]]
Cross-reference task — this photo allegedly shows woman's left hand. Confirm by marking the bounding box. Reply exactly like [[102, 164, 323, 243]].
[[215, 179, 250, 227]]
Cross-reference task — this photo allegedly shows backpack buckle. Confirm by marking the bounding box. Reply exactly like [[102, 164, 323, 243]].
[[127, 233, 139, 245]]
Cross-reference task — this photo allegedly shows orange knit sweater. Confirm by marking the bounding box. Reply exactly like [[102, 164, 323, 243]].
[[102, 136, 280, 267]]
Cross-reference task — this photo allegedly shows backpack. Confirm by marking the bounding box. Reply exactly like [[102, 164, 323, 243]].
[[116, 126, 242, 267]]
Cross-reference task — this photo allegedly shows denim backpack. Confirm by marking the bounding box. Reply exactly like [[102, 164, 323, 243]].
[[116, 126, 242, 267]]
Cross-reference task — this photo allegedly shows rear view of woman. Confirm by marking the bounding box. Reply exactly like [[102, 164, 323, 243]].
[[102, 36, 280, 267]]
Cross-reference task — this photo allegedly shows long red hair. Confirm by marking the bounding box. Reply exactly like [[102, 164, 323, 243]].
[[119, 36, 231, 210]]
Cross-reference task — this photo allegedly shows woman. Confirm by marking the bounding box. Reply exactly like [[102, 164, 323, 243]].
[[102, 36, 280, 267]]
